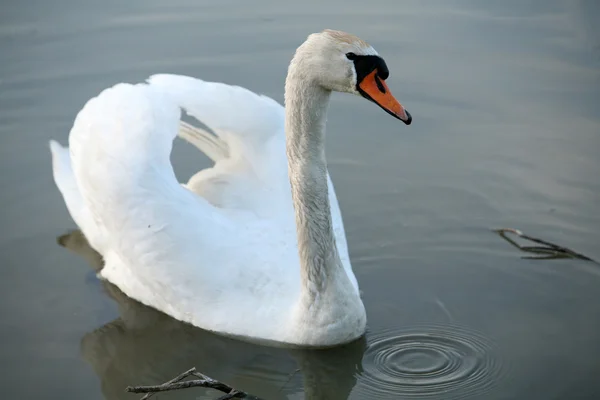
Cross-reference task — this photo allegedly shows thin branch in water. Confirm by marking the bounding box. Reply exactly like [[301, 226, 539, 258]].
[[126, 367, 263, 400], [137, 368, 196, 400], [494, 228, 596, 262]]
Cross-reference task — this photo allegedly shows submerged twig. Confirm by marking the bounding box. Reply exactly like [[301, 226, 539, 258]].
[[495, 228, 596, 262], [126, 367, 263, 400], [134, 368, 196, 400]]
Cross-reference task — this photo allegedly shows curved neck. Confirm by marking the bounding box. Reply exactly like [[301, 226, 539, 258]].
[[284, 66, 344, 301]]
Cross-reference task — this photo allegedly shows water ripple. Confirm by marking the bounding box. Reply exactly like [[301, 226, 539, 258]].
[[356, 324, 509, 399]]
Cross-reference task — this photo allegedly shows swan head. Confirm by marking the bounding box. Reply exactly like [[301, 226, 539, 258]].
[[290, 29, 411, 125]]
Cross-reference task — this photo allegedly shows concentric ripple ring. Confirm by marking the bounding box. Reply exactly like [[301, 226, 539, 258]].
[[355, 324, 509, 399]]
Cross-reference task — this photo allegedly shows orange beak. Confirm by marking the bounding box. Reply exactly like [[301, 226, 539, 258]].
[[358, 70, 411, 125]]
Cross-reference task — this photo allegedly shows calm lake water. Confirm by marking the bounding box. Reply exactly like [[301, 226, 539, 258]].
[[1, 0, 599, 399]]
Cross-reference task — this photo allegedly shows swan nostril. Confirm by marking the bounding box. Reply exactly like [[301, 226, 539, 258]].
[[374, 75, 386, 93]]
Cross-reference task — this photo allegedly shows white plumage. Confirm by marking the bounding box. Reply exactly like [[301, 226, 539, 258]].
[[49, 30, 409, 346]]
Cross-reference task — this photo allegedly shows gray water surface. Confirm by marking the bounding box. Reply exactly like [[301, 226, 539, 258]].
[[1, 1, 600, 399]]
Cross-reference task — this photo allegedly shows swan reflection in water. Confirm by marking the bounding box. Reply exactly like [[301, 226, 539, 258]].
[[59, 230, 366, 400]]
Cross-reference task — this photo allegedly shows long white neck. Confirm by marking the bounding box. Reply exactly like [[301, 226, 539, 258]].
[[284, 60, 345, 303]]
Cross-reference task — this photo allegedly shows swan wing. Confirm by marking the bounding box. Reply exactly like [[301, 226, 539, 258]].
[[67, 82, 258, 309], [148, 74, 289, 217]]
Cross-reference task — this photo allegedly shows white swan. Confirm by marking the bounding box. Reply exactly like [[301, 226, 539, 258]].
[[49, 29, 411, 347]]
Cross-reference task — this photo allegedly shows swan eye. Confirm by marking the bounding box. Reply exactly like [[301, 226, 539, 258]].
[[346, 52, 357, 60]]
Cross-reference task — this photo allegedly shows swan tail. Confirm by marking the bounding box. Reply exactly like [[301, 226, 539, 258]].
[[50, 140, 73, 188], [49, 140, 84, 221], [49, 140, 106, 250], [178, 121, 229, 162]]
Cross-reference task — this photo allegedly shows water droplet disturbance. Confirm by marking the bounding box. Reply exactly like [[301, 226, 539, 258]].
[[356, 324, 509, 399]]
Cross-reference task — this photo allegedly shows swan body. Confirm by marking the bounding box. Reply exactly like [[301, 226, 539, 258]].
[[49, 30, 411, 347]]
